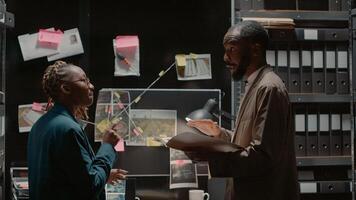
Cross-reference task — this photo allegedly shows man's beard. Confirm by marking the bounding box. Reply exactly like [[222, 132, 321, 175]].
[[231, 65, 247, 81], [231, 52, 250, 81]]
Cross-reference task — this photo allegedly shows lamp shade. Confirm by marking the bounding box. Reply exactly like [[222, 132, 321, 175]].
[[186, 98, 217, 120]]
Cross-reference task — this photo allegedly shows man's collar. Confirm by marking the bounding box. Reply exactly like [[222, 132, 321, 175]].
[[245, 66, 265, 85]]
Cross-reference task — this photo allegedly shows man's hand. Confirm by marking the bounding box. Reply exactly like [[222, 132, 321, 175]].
[[107, 169, 128, 185], [102, 129, 120, 147], [187, 119, 221, 137]]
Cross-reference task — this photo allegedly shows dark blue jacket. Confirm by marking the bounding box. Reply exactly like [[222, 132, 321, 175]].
[[28, 103, 117, 200]]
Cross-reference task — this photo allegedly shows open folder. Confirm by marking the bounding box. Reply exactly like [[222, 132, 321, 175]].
[[167, 132, 243, 153]]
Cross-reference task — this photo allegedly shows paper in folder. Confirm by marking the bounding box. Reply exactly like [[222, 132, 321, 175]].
[[167, 132, 243, 153]]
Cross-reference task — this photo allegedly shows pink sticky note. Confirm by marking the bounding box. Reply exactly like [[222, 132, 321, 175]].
[[115, 35, 139, 49], [38, 29, 63, 48], [132, 127, 143, 136], [176, 160, 185, 166], [115, 139, 125, 152], [32, 102, 43, 112], [117, 102, 124, 109]]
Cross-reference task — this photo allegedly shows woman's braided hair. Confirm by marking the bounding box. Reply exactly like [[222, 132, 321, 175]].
[[42, 60, 89, 120]]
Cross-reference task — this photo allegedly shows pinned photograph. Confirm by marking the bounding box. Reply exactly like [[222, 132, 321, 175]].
[[170, 148, 190, 161], [18, 103, 46, 133], [175, 54, 212, 81], [169, 148, 198, 189], [113, 35, 140, 77], [47, 28, 84, 61], [128, 109, 177, 146], [95, 89, 131, 141], [18, 28, 59, 61], [170, 159, 198, 189]]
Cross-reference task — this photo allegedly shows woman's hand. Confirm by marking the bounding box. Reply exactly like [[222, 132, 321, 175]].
[[107, 169, 128, 185]]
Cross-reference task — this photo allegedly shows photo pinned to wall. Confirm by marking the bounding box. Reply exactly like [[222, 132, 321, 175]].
[[47, 28, 84, 61], [95, 89, 131, 142], [113, 35, 140, 77], [106, 180, 126, 200], [18, 27, 84, 62], [128, 109, 177, 146], [169, 148, 198, 189], [18, 103, 47, 133], [18, 28, 59, 61], [175, 53, 212, 81]]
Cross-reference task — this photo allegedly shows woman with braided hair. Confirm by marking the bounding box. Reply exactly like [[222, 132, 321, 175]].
[[28, 61, 126, 200]]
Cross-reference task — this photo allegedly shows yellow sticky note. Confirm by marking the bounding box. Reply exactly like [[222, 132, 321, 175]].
[[137, 127, 143, 133], [96, 119, 111, 133], [146, 137, 162, 146], [134, 96, 141, 103], [189, 53, 198, 59], [175, 54, 186, 66], [111, 117, 121, 124], [114, 92, 121, 100], [159, 70, 165, 77]]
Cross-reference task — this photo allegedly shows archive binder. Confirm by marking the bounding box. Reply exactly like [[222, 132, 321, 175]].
[[252, 0, 264, 9], [326, 47, 337, 94], [329, 0, 341, 11], [330, 114, 342, 156], [276, 49, 288, 87], [236, 0, 252, 10], [301, 48, 312, 93], [266, 50, 276, 69], [295, 113, 306, 156], [341, 114, 351, 155], [336, 46, 349, 94], [318, 113, 330, 156], [289, 50, 301, 93], [312, 49, 325, 93], [307, 113, 318, 156]]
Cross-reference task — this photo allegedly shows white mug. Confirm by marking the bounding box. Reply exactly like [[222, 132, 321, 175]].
[[135, 197, 140, 200], [189, 190, 210, 200]]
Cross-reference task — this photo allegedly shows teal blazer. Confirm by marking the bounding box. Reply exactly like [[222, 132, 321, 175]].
[[28, 103, 117, 200]]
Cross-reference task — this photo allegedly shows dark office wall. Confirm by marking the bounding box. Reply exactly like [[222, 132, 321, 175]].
[[5, 0, 230, 199]]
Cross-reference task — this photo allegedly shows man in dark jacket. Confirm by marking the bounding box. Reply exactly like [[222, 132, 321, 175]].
[[188, 21, 299, 200]]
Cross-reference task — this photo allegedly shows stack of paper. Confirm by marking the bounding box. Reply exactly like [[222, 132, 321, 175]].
[[242, 17, 295, 29], [12, 177, 29, 199], [167, 131, 243, 153]]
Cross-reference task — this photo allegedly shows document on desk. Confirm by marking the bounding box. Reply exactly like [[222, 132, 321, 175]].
[[167, 132, 243, 153]]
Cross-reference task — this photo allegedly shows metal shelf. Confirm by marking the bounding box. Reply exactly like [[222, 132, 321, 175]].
[[289, 94, 351, 103], [296, 156, 352, 166], [236, 10, 349, 21], [299, 180, 352, 194]]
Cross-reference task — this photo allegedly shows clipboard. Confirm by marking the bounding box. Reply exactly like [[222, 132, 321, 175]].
[[167, 132, 243, 153]]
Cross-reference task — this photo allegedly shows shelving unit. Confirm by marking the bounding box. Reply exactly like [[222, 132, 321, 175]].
[[232, 0, 353, 199], [0, 1, 14, 199]]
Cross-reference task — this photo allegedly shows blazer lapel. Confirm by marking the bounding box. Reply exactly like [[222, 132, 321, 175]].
[[232, 66, 272, 142]]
